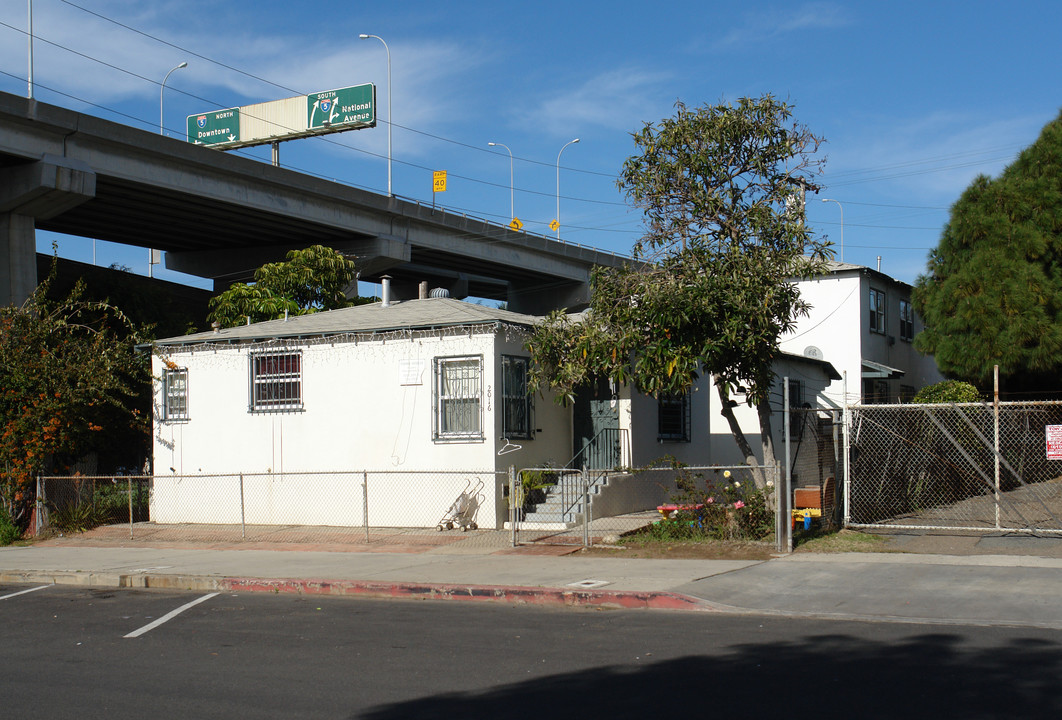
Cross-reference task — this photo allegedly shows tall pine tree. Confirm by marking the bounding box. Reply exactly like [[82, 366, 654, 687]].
[[914, 110, 1062, 396]]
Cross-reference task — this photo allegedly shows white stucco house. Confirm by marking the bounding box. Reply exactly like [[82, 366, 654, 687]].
[[781, 261, 943, 406], [151, 296, 841, 529]]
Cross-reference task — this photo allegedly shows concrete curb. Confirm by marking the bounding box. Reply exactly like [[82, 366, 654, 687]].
[[1, 570, 723, 612]]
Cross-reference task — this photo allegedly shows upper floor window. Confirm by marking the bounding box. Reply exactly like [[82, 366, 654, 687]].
[[658, 391, 690, 442], [869, 288, 886, 334], [899, 299, 914, 342], [501, 355, 533, 439], [434, 356, 483, 441], [250, 351, 303, 412], [161, 368, 189, 421]]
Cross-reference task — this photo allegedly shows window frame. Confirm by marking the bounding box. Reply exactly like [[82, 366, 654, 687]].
[[657, 391, 691, 443], [899, 299, 914, 342], [501, 355, 533, 440], [433, 355, 484, 442], [249, 350, 304, 413], [869, 288, 886, 335], [161, 367, 189, 422]]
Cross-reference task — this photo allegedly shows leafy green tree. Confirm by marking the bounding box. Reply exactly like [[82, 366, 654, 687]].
[[528, 96, 829, 486], [208, 245, 366, 327], [913, 110, 1062, 396], [0, 267, 148, 530]]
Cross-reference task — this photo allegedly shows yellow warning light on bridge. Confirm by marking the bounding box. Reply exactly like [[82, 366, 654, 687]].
[[433, 170, 447, 192]]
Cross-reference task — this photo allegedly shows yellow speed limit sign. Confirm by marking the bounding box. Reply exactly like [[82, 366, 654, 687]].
[[433, 170, 447, 192]]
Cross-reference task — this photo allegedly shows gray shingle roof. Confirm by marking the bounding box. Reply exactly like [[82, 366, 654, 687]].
[[155, 297, 541, 346]]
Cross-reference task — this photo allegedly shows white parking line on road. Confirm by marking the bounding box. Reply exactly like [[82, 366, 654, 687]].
[[0, 584, 52, 600], [124, 592, 220, 639]]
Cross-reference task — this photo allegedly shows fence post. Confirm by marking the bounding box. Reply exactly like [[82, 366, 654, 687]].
[[842, 371, 851, 527], [994, 365, 1001, 530], [582, 470, 590, 548], [35, 474, 43, 537], [128, 475, 133, 540], [780, 377, 792, 553], [363, 471, 370, 543], [239, 473, 246, 540], [509, 465, 517, 548]]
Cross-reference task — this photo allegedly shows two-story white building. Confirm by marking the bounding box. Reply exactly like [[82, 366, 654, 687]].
[[781, 261, 943, 406]]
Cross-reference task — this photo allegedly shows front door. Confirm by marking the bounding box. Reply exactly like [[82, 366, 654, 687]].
[[572, 376, 619, 469]]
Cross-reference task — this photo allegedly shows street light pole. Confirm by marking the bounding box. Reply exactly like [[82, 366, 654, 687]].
[[27, 0, 33, 99], [360, 34, 392, 197], [160, 61, 188, 135], [821, 198, 844, 262], [488, 141, 513, 221], [556, 138, 579, 239]]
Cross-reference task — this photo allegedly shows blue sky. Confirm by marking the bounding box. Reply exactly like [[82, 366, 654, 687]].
[[2, 0, 1060, 291]]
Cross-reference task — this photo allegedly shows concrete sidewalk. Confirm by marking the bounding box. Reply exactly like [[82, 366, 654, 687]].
[[3, 529, 1062, 628]]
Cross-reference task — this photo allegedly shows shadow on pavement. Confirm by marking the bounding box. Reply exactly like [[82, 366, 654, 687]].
[[359, 632, 1062, 719]]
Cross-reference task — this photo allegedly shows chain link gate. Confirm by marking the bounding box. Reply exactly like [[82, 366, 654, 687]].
[[844, 401, 1062, 534]]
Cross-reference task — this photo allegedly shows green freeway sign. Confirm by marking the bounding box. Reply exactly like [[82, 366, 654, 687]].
[[307, 84, 376, 131], [187, 108, 241, 147]]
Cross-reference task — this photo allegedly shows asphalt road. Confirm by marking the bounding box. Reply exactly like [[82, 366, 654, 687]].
[[3, 582, 1062, 719]]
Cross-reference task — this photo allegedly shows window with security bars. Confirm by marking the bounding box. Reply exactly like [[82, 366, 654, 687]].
[[250, 351, 303, 412], [899, 299, 914, 341], [162, 368, 189, 421], [434, 356, 483, 440], [869, 288, 886, 334], [658, 392, 690, 442], [502, 355, 533, 439]]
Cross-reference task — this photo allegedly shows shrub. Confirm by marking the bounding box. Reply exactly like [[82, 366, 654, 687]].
[[0, 504, 21, 545], [643, 463, 775, 542], [913, 380, 982, 403]]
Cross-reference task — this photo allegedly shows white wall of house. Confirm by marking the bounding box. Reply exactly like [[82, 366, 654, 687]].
[[706, 357, 837, 470], [783, 266, 943, 405], [152, 324, 570, 530]]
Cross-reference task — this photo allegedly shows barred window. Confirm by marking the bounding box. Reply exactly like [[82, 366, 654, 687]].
[[899, 299, 914, 342], [502, 355, 533, 439], [434, 356, 483, 440], [162, 368, 189, 421], [250, 351, 303, 412], [869, 289, 886, 334], [658, 392, 690, 442]]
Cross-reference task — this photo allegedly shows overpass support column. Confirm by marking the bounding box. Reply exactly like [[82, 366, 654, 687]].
[[0, 213, 36, 307], [0, 154, 96, 306]]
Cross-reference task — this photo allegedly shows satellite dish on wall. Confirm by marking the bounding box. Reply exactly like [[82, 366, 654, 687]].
[[803, 345, 824, 360]]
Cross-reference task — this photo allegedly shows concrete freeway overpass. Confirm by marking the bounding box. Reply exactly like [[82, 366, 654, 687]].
[[0, 91, 628, 313]]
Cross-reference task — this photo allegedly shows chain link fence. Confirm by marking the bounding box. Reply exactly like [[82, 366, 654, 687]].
[[845, 401, 1062, 533], [789, 408, 843, 529], [35, 470, 514, 549]]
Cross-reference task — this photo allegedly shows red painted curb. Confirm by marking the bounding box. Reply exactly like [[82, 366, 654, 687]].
[[218, 577, 718, 612]]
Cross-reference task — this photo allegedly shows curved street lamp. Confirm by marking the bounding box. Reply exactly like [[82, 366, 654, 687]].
[[359, 34, 392, 197], [488, 141, 514, 221], [556, 138, 580, 239], [821, 198, 844, 262], [160, 61, 188, 135]]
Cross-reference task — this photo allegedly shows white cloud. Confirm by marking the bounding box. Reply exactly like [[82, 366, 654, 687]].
[[825, 111, 1049, 199], [518, 67, 673, 137], [713, 2, 853, 50]]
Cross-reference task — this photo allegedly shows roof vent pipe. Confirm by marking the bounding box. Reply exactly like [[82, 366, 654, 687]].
[[877, 256, 882, 272], [381, 275, 392, 307], [419, 281, 428, 300]]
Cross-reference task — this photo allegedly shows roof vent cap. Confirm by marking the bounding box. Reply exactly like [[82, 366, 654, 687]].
[[429, 287, 450, 298]]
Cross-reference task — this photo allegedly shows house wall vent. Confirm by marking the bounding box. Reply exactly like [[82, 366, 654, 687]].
[[429, 287, 450, 298]]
